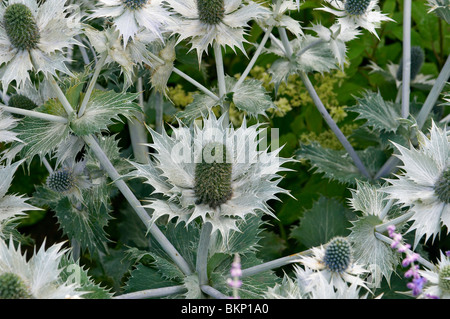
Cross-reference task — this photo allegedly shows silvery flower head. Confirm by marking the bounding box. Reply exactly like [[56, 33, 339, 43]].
[[418, 251, 450, 299], [318, 0, 394, 39], [0, 237, 85, 299], [0, 0, 82, 93], [126, 112, 293, 240], [165, 0, 270, 64], [90, 0, 173, 47], [383, 121, 450, 247], [298, 236, 369, 292]]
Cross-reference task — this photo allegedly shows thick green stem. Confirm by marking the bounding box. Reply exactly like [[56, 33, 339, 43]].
[[401, 0, 412, 118], [214, 42, 229, 125], [48, 77, 74, 116], [375, 211, 415, 234], [241, 250, 311, 278], [0, 104, 68, 123], [200, 285, 229, 299], [299, 72, 372, 179], [113, 285, 187, 299], [196, 222, 213, 286], [78, 52, 107, 118]]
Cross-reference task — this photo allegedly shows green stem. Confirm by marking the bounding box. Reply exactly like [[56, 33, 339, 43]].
[[48, 77, 74, 116], [78, 52, 107, 118], [416, 54, 450, 129], [214, 42, 229, 125], [241, 250, 311, 278], [374, 232, 435, 270], [299, 72, 372, 179], [278, 27, 293, 58], [83, 134, 193, 276], [196, 222, 213, 286], [401, 0, 412, 118], [375, 211, 415, 234], [154, 90, 164, 134], [232, 26, 274, 92], [113, 285, 187, 299], [128, 77, 150, 164], [200, 285, 229, 299], [378, 198, 396, 221], [0, 104, 68, 123]]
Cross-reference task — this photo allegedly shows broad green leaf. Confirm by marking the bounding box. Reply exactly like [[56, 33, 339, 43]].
[[70, 90, 141, 136], [177, 92, 221, 123], [290, 196, 355, 248], [226, 76, 275, 117], [349, 91, 401, 132], [297, 143, 387, 184], [15, 99, 70, 161]]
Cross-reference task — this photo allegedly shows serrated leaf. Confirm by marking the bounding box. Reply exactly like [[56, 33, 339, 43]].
[[54, 197, 111, 253], [15, 100, 70, 161], [123, 263, 182, 296], [349, 214, 400, 287], [290, 196, 355, 248], [349, 91, 401, 132], [70, 90, 141, 136], [226, 76, 275, 117], [59, 257, 113, 299], [297, 143, 387, 184], [177, 92, 221, 123], [148, 252, 185, 281]]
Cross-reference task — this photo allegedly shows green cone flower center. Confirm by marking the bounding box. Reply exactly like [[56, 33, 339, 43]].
[[3, 3, 40, 51], [8, 94, 38, 110], [439, 265, 450, 293], [323, 237, 352, 273], [0, 273, 32, 299], [122, 0, 148, 9], [197, 0, 225, 25], [194, 142, 233, 209], [434, 168, 450, 204], [344, 0, 371, 15], [46, 168, 75, 194]]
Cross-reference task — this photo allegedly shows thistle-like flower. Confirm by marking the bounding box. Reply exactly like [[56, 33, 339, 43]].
[[0, 0, 82, 93], [125, 112, 292, 240], [0, 237, 84, 299], [46, 159, 92, 203], [383, 121, 450, 247], [90, 0, 173, 47], [165, 0, 270, 63], [419, 251, 450, 299], [318, 0, 393, 39], [298, 236, 369, 291]]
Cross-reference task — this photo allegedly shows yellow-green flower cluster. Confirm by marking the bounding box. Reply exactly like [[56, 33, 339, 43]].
[[168, 84, 194, 108], [300, 123, 359, 150]]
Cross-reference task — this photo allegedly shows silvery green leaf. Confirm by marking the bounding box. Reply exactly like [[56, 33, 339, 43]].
[[70, 90, 141, 136], [0, 195, 39, 222], [349, 214, 400, 288], [147, 252, 185, 281], [290, 196, 355, 248], [0, 160, 22, 198], [297, 143, 386, 184], [427, 0, 450, 23], [15, 99, 70, 162], [226, 76, 275, 117], [349, 91, 401, 132], [267, 35, 337, 89], [59, 257, 113, 299], [177, 92, 221, 123]]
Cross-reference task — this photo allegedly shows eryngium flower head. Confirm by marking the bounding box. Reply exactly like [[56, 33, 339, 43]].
[[396, 46, 425, 81], [383, 121, 450, 247], [298, 238, 369, 291], [418, 251, 450, 299], [46, 168, 75, 194], [323, 237, 352, 273], [90, 0, 173, 47], [0, 237, 84, 299], [318, 0, 393, 39], [0, 0, 82, 93], [125, 112, 293, 239], [165, 0, 270, 64]]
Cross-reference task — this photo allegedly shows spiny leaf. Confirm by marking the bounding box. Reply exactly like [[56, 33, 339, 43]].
[[177, 92, 221, 123], [70, 90, 141, 136]]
